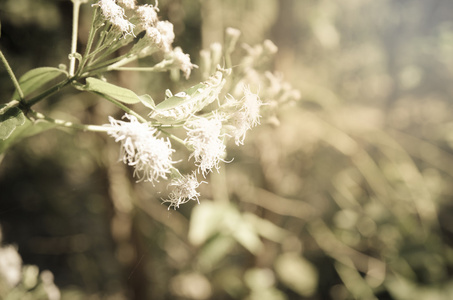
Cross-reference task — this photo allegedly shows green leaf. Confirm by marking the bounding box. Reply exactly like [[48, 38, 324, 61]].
[[0, 106, 25, 140], [274, 253, 318, 297], [13, 67, 67, 99], [139, 94, 155, 109], [230, 215, 263, 255], [188, 201, 223, 246], [188, 201, 263, 254], [84, 77, 141, 104], [243, 213, 290, 243], [197, 235, 236, 272]]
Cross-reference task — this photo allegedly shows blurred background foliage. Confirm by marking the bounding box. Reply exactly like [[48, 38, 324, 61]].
[[1, 0, 453, 299]]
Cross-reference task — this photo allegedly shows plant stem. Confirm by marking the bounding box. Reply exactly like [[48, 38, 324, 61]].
[[0, 99, 20, 115], [77, 7, 99, 75], [0, 50, 24, 101], [83, 54, 138, 77], [111, 66, 164, 72], [107, 54, 138, 71], [69, 0, 84, 76], [85, 40, 112, 62], [26, 78, 72, 107], [29, 110, 110, 132], [83, 53, 129, 75], [87, 32, 129, 66]]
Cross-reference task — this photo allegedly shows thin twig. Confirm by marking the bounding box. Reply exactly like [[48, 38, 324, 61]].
[[69, 0, 83, 76], [29, 110, 110, 132], [0, 50, 24, 100]]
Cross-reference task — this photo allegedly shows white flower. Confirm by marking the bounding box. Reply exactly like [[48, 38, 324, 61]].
[[94, 0, 121, 19], [107, 114, 175, 183], [168, 47, 198, 79], [94, 0, 135, 36], [0, 245, 22, 287], [185, 114, 226, 176], [225, 27, 241, 53], [136, 4, 159, 30], [242, 87, 262, 124], [112, 16, 135, 36], [226, 27, 241, 40], [227, 86, 262, 145], [163, 171, 205, 209], [156, 20, 175, 52], [145, 20, 175, 53]]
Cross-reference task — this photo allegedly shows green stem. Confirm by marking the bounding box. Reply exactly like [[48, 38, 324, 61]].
[[225, 54, 232, 70], [26, 78, 72, 107], [69, 0, 84, 76], [77, 7, 99, 75], [153, 123, 184, 128], [95, 92, 147, 123], [0, 99, 20, 115], [0, 50, 24, 101], [85, 39, 114, 64], [106, 54, 138, 71], [86, 31, 129, 66], [29, 110, 110, 132], [83, 53, 130, 75], [86, 23, 113, 66], [83, 54, 138, 77], [111, 66, 164, 72]]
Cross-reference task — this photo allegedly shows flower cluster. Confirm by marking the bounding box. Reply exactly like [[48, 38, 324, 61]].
[[95, 2, 286, 210], [93, 0, 196, 76], [94, 0, 135, 36], [0, 0, 296, 213], [107, 114, 175, 183], [106, 80, 263, 209]]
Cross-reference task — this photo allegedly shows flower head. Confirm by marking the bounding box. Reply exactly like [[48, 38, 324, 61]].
[[145, 20, 175, 53], [226, 86, 262, 145], [168, 47, 198, 79], [156, 20, 175, 52], [163, 171, 205, 209], [135, 4, 159, 30], [94, 0, 135, 36], [107, 114, 175, 183], [185, 114, 226, 176], [94, 0, 121, 19]]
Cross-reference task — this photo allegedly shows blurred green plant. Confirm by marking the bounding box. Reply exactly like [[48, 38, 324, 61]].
[[1, 0, 453, 300]]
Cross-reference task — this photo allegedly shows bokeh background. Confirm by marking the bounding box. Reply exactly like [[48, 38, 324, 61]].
[[1, 0, 453, 299]]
